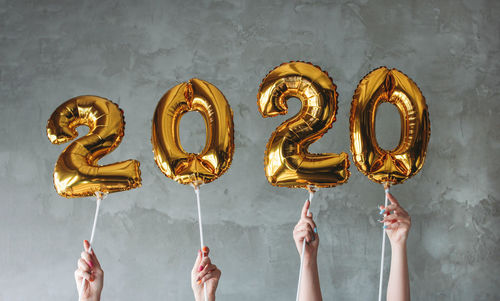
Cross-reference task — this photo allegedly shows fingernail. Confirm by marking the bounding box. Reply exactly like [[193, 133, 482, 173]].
[[197, 280, 202, 285], [198, 265, 204, 272], [313, 227, 317, 234], [88, 260, 94, 268], [383, 225, 388, 229], [379, 209, 385, 214], [202, 246, 208, 252]]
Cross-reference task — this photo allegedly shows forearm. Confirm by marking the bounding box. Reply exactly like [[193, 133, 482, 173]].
[[387, 243, 410, 301], [299, 256, 322, 301]]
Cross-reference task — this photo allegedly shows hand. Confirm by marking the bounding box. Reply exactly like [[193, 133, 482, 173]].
[[293, 200, 319, 262], [74, 240, 104, 301], [191, 246, 221, 301], [380, 193, 412, 247]]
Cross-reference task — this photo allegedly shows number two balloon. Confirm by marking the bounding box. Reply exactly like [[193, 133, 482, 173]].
[[257, 61, 350, 188], [46, 95, 142, 197]]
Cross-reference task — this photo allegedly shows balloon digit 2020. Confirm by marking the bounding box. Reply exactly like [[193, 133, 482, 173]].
[[46, 95, 142, 198], [349, 67, 430, 184], [257, 61, 350, 188], [152, 79, 234, 185]]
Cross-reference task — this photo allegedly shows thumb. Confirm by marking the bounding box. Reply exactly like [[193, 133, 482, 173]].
[[83, 240, 91, 253], [301, 200, 310, 218]]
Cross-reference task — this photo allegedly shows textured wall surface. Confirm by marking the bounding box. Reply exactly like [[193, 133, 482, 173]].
[[1, 0, 499, 300]]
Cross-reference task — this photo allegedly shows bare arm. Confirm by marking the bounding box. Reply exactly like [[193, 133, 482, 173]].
[[293, 200, 322, 301], [381, 193, 411, 301]]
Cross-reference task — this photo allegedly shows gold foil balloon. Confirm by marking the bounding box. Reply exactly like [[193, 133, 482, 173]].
[[152, 79, 234, 185], [257, 61, 350, 188], [350, 67, 430, 185], [46, 95, 142, 198]]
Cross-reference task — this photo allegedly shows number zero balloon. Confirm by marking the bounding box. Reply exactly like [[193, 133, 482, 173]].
[[349, 67, 431, 185], [151, 79, 234, 185], [46, 95, 142, 198], [257, 61, 350, 188]]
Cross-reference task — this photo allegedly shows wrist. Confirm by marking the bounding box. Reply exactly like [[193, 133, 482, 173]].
[[303, 253, 318, 266], [208, 292, 216, 301], [195, 291, 215, 301], [390, 241, 407, 252]]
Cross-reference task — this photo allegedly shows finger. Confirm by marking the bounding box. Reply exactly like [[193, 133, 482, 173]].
[[381, 213, 398, 221], [305, 230, 314, 243], [298, 225, 314, 243], [384, 221, 400, 230], [202, 246, 210, 257], [396, 207, 409, 217], [393, 207, 408, 216], [301, 200, 310, 218], [295, 224, 314, 240], [81, 251, 94, 268], [193, 250, 203, 272], [294, 223, 310, 233], [83, 240, 100, 269], [380, 214, 410, 224], [200, 273, 218, 284], [89, 249, 101, 269], [381, 203, 399, 213], [75, 269, 92, 281], [396, 217, 411, 225], [74, 269, 82, 282], [78, 258, 91, 272], [397, 212, 411, 221], [387, 193, 400, 206], [301, 215, 317, 232], [305, 223, 315, 242], [83, 240, 90, 252], [197, 257, 212, 272], [200, 256, 212, 266], [197, 264, 217, 280], [200, 267, 220, 284]]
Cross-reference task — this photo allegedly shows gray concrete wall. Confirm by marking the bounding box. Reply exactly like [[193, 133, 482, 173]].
[[1, 0, 499, 300]]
